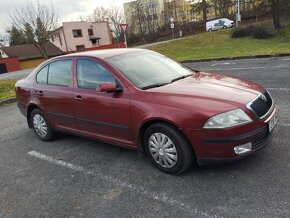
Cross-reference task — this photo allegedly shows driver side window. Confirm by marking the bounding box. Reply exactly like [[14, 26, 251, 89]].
[[77, 59, 116, 90]]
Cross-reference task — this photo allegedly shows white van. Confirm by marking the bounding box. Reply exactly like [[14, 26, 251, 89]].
[[206, 18, 234, 32]]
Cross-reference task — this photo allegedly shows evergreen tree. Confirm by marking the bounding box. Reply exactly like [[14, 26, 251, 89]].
[[24, 23, 35, 44], [9, 1, 58, 59], [9, 26, 25, 45], [35, 17, 47, 43]]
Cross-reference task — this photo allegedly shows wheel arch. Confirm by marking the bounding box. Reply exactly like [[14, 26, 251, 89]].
[[26, 104, 41, 128], [137, 119, 195, 157]]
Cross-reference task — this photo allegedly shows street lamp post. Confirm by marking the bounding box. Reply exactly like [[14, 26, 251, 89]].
[[236, 0, 241, 27]]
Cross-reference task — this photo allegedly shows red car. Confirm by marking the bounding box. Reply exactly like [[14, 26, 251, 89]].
[[15, 49, 278, 174]]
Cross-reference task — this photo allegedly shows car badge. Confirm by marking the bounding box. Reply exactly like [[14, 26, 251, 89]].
[[260, 94, 267, 102]]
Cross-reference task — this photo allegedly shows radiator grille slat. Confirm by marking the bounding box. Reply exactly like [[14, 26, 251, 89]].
[[249, 91, 273, 119]]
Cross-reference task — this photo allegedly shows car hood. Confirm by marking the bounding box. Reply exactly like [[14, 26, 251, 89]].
[[146, 72, 264, 115]]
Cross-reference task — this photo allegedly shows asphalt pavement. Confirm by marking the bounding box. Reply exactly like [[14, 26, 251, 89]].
[[0, 57, 289, 217]]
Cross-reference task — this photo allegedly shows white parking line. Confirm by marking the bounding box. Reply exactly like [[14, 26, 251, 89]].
[[203, 66, 290, 71], [27, 150, 217, 218], [278, 123, 290, 127], [267, 88, 290, 91], [211, 62, 235, 67]]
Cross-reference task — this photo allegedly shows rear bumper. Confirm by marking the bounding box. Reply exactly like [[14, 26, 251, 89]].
[[17, 102, 27, 117]]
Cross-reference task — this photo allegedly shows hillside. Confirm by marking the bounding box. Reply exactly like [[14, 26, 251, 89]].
[[147, 27, 290, 62]]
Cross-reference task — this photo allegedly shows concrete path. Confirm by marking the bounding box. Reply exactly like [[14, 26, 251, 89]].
[[0, 68, 34, 80]]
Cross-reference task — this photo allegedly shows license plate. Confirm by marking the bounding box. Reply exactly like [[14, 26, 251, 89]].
[[268, 112, 278, 133]]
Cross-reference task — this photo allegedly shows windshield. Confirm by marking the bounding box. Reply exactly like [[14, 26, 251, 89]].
[[106, 50, 193, 89]]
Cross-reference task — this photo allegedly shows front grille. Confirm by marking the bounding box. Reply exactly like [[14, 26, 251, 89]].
[[248, 91, 273, 119]]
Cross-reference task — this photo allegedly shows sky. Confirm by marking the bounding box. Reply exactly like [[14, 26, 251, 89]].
[[0, 0, 130, 40]]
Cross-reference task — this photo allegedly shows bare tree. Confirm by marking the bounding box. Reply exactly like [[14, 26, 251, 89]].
[[266, 0, 289, 29], [92, 6, 111, 22], [90, 4, 124, 43], [202, 0, 208, 23], [9, 0, 58, 59], [130, 1, 144, 34], [270, 0, 281, 29], [190, 0, 208, 23], [246, 0, 269, 22], [212, 0, 233, 18]]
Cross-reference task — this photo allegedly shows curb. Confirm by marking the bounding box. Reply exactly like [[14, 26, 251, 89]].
[[0, 98, 17, 106], [181, 53, 290, 63]]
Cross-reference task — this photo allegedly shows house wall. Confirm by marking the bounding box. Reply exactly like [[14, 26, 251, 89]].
[[50, 29, 67, 52], [124, 0, 165, 34], [20, 58, 45, 69], [0, 57, 21, 73], [50, 21, 112, 52], [66, 43, 126, 54]]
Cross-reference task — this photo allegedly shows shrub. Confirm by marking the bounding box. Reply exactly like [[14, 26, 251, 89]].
[[231, 27, 251, 38], [231, 25, 273, 39], [252, 27, 273, 39]]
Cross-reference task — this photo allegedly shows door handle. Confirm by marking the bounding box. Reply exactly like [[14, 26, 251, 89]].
[[74, 95, 82, 102], [36, 90, 43, 96]]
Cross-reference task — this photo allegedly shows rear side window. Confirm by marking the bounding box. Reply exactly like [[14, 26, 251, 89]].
[[36, 65, 48, 84], [76, 59, 116, 90], [48, 60, 72, 86]]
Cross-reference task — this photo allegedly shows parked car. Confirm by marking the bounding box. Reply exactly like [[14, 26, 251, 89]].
[[206, 18, 234, 31], [15, 49, 278, 174]]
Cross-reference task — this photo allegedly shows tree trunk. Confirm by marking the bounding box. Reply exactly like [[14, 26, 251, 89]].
[[173, 0, 177, 20], [35, 43, 48, 60], [137, 10, 143, 34], [271, 0, 281, 29], [202, 0, 207, 24]]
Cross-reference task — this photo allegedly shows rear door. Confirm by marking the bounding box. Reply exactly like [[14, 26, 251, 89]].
[[73, 58, 133, 146], [33, 59, 77, 132]]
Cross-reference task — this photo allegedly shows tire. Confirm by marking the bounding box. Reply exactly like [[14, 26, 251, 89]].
[[30, 109, 55, 141], [223, 26, 227, 29], [208, 28, 212, 32], [144, 123, 194, 175]]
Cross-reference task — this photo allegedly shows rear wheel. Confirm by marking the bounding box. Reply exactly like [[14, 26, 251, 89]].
[[144, 123, 194, 175], [31, 109, 55, 141]]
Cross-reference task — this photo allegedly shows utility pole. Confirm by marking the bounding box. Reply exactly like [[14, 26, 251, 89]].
[[236, 0, 241, 27]]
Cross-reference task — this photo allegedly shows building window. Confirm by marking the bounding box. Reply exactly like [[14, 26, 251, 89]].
[[51, 35, 55, 42], [88, 29, 94, 36], [73, 29, 82, 38], [76, 45, 85, 51], [58, 33, 62, 45]]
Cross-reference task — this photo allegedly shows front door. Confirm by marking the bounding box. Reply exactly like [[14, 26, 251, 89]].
[[73, 58, 133, 146]]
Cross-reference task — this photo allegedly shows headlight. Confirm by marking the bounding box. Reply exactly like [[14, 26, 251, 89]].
[[204, 109, 252, 129]]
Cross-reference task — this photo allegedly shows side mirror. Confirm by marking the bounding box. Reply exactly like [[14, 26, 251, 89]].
[[96, 82, 122, 93]]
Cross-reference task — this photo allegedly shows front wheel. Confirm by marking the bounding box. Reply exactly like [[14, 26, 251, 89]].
[[144, 123, 194, 175], [31, 109, 55, 141]]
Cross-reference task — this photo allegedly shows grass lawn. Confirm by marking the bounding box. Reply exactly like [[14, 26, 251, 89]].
[[0, 80, 17, 101], [147, 26, 290, 62]]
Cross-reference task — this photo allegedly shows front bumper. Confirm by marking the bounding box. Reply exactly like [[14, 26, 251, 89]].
[[185, 107, 278, 166], [197, 127, 275, 166]]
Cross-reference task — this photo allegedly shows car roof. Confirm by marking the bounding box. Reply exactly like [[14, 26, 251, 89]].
[[61, 48, 146, 60]]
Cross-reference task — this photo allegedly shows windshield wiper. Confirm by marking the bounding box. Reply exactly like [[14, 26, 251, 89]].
[[170, 73, 193, 83], [141, 82, 171, 90]]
